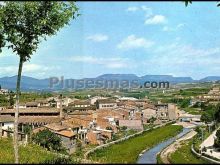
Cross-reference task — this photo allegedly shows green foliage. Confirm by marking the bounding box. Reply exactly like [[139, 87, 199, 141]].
[[89, 125, 183, 163], [124, 91, 149, 99], [195, 126, 202, 138], [23, 125, 32, 135], [184, 1, 192, 7], [170, 139, 208, 164], [214, 129, 220, 149], [148, 117, 157, 123], [185, 0, 220, 7], [0, 94, 9, 106], [43, 156, 79, 164], [0, 2, 79, 61], [180, 99, 190, 108], [215, 104, 220, 122], [0, 138, 58, 163], [183, 107, 202, 115], [19, 92, 52, 103], [200, 103, 219, 123], [9, 91, 15, 106], [32, 129, 64, 152], [120, 126, 127, 131]]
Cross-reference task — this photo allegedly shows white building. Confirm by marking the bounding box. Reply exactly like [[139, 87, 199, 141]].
[[90, 96, 107, 105], [0, 115, 14, 137], [96, 99, 117, 109]]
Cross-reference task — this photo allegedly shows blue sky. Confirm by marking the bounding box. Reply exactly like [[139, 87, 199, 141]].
[[1, 1, 220, 80]]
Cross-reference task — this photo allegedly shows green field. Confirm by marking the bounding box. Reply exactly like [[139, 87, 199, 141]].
[[88, 124, 183, 163], [169, 140, 208, 164], [183, 107, 203, 115], [0, 138, 58, 163]]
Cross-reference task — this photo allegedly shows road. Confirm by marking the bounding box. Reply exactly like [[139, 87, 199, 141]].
[[200, 128, 220, 159]]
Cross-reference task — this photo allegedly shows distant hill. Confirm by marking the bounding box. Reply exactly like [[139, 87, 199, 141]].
[[199, 76, 220, 82], [0, 74, 219, 91]]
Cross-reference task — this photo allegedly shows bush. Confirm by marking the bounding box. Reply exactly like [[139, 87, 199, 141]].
[[32, 129, 65, 152], [214, 129, 220, 149], [43, 157, 79, 164]]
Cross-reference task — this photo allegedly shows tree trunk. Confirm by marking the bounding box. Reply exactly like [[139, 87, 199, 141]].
[[14, 57, 23, 164], [59, 94, 63, 119]]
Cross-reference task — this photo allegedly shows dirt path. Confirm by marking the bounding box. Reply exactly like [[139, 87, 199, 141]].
[[159, 130, 197, 164]]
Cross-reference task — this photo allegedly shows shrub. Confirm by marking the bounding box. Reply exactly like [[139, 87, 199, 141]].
[[32, 129, 64, 152]]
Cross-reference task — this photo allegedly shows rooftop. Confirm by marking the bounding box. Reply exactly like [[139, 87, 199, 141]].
[[18, 116, 61, 124], [56, 130, 76, 138], [1, 108, 60, 114], [0, 115, 14, 122], [97, 99, 116, 104], [70, 100, 90, 105], [45, 122, 68, 131]]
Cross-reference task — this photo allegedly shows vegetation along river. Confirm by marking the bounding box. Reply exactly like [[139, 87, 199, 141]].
[[137, 128, 191, 164]]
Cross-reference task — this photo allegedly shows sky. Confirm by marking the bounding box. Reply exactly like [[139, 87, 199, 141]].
[[1, 1, 220, 80]]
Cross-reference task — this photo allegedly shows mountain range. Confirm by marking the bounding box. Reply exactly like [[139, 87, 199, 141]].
[[0, 74, 220, 91]]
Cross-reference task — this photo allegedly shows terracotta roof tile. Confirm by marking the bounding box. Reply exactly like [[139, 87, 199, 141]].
[[56, 130, 76, 137]]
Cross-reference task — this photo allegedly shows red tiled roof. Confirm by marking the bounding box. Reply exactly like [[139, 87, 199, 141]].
[[56, 130, 76, 138], [45, 122, 68, 131]]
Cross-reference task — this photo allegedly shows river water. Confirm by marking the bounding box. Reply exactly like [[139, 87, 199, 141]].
[[136, 128, 191, 164]]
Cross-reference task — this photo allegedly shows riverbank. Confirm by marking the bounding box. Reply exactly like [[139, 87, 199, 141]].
[[170, 139, 209, 164], [158, 129, 197, 164], [88, 124, 183, 163]]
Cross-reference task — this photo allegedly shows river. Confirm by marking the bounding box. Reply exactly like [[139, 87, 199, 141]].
[[136, 127, 191, 164]]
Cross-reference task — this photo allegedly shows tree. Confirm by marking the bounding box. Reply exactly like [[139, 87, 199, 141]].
[[180, 98, 190, 108], [184, 1, 220, 7], [0, 2, 79, 163], [32, 129, 64, 152], [214, 129, 220, 150], [148, 117, 156, 124], [9, 90, 15, 107], [201, 111, 215, 123], [215, 104, 220, 122]]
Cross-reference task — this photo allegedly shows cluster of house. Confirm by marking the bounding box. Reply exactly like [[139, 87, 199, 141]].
[[191, 87, 220, 106], [0, 95, 180, 154], [0, 88, 9, 95]]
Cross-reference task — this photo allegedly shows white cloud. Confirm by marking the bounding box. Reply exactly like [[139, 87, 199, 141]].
[[162, 23, 185, 32], [126, 5, 153, 18], [145, 15, 167, 25], [0, 64, 59, 75], [71, 56, 130, 69], [86, 34, 108, 42], [141, 42, 220, 79], [117, 35, 154, 50], [177, 23, 185, 28], [150, 42, 220, 69], [141, 5, 153, 18], [126, 6, 139, 12]]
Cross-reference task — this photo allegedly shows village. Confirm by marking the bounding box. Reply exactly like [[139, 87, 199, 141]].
[[1, 82, 220, 164], [0, 84, 211, 154]]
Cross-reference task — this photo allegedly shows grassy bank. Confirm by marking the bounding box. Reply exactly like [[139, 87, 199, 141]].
[[169, 140, 208, 164], [88, 124, 183, 163], [0, 138, 58, 163], [183, 107, 203, 115]]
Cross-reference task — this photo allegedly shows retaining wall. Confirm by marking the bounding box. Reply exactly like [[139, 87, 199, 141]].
[[191, 144, 220, 164]]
